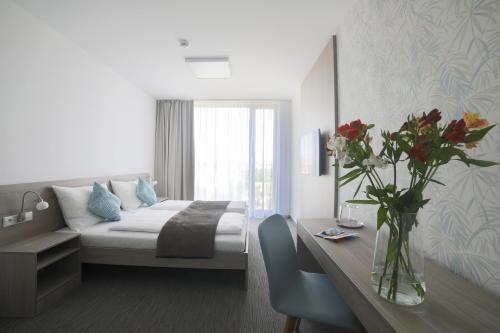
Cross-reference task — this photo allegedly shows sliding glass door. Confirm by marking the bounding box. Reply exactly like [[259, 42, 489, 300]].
[[194, 101, 277, 218], [252, 107, 274, 217]]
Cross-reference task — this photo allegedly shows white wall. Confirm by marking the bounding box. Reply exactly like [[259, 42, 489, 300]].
[[0, 1, 155, 185], [290, 93, 301, 221]]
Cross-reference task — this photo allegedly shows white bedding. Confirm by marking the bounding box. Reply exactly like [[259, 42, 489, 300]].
[[57, 207, 248, 253], [152, 200, 247, 214], [109, 209, 245, 235]]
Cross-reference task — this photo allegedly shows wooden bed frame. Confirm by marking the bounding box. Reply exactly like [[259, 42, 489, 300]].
[[0, 173, 249, 288], [81, 230, 249, 287]]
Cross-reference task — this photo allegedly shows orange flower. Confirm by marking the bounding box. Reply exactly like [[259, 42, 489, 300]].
[[465, 142, 479, 149], [463, 112, 489, 129]]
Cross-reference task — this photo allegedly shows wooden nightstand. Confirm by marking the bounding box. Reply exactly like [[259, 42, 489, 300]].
[[0, 232, 81, 317]]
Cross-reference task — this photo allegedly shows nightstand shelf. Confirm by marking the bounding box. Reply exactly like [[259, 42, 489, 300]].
[[0, 232, 81, 317], [37, 270, 79, 300], [37, 247, 79, 270]]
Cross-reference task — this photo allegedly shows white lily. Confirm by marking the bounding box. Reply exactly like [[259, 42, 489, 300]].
[[327, 136, 347, 151], [332, 136, 347, 151], [362, 153, 388, 169]]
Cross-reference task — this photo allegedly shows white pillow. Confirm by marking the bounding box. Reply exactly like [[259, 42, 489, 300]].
[[52, 183, 108, 231], [110, 180, 143, 211]]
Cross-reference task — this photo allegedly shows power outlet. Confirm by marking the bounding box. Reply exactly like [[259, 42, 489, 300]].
[[2, 211, 33, 228]]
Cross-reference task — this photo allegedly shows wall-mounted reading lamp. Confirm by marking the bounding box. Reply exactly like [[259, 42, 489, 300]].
[[2, 191, 50, 228]]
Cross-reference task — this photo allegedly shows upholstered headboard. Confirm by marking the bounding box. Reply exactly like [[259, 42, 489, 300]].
[[0, 173, 150, 246]]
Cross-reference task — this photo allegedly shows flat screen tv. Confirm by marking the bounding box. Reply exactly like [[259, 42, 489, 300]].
[[300, 128, 321, 176]]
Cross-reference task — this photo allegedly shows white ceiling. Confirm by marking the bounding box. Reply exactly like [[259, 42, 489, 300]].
[[15, 0, 351, 100]]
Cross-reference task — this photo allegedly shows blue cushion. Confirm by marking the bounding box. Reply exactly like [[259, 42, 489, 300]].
[[88, 182, 121, 221], [136, 177, 157, 206]]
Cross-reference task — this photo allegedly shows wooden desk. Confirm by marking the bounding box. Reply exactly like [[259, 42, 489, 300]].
[[297, 219, 500, 333]]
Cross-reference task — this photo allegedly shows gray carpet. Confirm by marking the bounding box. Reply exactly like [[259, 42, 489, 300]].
[[0, 220, 338, 333]]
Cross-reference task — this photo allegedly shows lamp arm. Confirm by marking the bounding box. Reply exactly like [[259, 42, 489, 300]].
[[19, 191, 44, 213]]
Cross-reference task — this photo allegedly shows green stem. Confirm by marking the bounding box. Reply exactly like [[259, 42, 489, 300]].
[[388, 212, 404, 301], [366, 173, 381, 194], [410, 166, 417, 188], [372, 169, 385, 189], [377, 215, 395, 295], [421, 167, 439, 188], [393, 162, 397, 187], [400, 242, 425, 298]]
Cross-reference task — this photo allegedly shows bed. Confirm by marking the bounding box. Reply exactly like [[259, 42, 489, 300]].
[[58, 200, 248, 288], [58, 201, 249, 287], [0, 174, 249, 287]]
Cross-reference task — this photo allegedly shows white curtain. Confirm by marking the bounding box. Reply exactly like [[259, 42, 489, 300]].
[[194, 101, 289, 218]]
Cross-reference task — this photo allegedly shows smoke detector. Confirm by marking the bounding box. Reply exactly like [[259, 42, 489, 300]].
[[179, 39, 190, 48]]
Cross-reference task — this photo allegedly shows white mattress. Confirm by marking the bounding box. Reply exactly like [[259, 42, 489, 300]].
[[58, 208, 247, 253]]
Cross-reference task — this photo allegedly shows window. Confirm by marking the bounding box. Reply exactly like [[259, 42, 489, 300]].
[[253, 107, 274, 215], [194, 101, 277, 217]]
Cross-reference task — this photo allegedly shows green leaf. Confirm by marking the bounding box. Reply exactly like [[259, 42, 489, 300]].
[[466, 159, 498, 167], [377, 206, 388, 229], [353, 174, 367, 198], [428, 178, 446, 186], [342, 161, 357, 169], [338, 169, 363, 182], [365, 185, 382, 198], [464, 125, 495, 143], [386, 240, 399, 263], [436, 147, 466, 164], [339, 173, 363, 187], [395, 189, 425, 213], [419, 199, 430, 208], [413, 159, 428, 175], [346, 199, 379, 205], [385, 184, 396, 193]]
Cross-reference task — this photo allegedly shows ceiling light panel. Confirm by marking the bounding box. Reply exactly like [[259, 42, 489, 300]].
[[185, 57, 231, 79]]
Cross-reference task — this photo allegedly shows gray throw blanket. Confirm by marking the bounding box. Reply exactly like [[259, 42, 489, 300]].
[[156, 200, 230, 258]]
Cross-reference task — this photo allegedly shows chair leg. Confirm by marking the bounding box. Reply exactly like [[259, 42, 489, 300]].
[[294, 318, 301, 331], [283, 316, 298, 333]]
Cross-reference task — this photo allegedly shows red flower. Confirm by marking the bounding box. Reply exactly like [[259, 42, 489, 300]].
[[417, 135, 428, 144], [350, 119, 364, 129], [337, 121, 364, 141], [346, 127, 361, 140], [390, 132, 398, 141], [338, 124, 350, 137], [444, 119, 466, 144], [421, 109, 441, 126], [408, 144, 427, 162]]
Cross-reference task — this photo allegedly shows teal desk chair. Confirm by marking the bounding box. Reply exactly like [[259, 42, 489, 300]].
[[258, 214, 364, 333]]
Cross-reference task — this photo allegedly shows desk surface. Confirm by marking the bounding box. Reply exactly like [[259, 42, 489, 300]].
[[297, 218, 500, 333]]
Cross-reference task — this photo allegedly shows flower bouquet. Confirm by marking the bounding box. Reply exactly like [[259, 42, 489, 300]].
[[327, 110, 497, 305]]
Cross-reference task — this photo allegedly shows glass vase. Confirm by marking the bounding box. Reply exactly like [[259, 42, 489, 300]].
[[371, 212, 425, 305]]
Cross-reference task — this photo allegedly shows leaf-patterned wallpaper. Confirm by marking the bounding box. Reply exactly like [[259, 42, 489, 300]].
[[337, 0, 500, 297]]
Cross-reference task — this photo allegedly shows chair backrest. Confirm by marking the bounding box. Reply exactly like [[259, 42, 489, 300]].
[[258, 214, 298, 305]]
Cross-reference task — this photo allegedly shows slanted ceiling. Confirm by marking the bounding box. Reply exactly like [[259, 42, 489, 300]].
[[13, 0, 351, 99]]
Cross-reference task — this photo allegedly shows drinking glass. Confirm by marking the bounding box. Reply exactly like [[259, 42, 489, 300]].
[[338, 202, 364, 228]]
